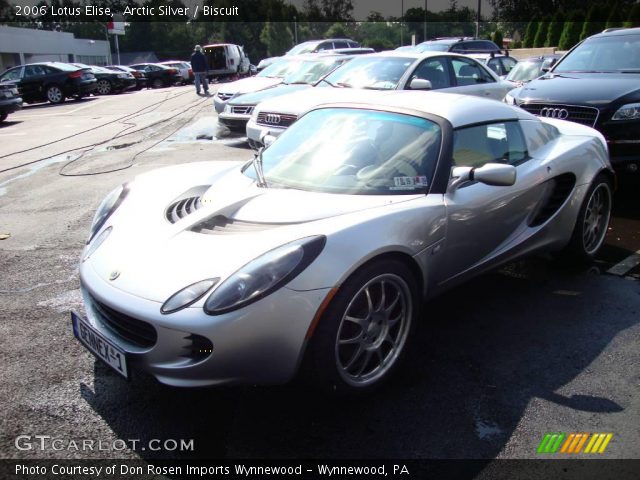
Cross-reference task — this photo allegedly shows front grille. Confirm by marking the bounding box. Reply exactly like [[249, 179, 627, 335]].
[[520, 103, 599, 127], [91, 297, 157, 348], [230, 105, 254, 115], [191, 215, 285, 235], [166, 196, 202, 223], [217, 92, 234, 100], [181, 334, 213, 362], [256, 111, 298, 128]]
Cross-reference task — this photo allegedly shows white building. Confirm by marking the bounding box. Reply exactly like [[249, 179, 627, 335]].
[[0, 25, 111, 72]]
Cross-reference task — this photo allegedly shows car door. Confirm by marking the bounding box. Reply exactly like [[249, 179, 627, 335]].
[[438, 121, 551, 283], [403, 56, 451, 90], [21, 65, 49, 101], [446, 56, 507, 100]]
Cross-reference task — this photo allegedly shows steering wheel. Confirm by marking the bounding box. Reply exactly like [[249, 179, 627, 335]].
[[333, 164, 359, 176]]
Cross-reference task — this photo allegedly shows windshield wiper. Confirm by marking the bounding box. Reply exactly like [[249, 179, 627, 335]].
[[336, 82, 353, 88], [252, 148, 268, 188], [320, 78, 336, 87], [284, 81, 310, 85]]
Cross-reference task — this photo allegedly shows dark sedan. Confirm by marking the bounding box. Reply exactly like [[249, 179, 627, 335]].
[[129, 63, 181, 88], [0, 62, 97, 104], [0, 82, 22, 122], [106, 65, 147, 90], [72, 64, 136, 95]]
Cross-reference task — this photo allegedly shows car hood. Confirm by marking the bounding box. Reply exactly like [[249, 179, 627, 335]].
[[229, 84, 311, 105], [255, 87, 396, 116], [515, 73, 640, 106], [86, 161, 416, 302], [217, 76, 282, 96]]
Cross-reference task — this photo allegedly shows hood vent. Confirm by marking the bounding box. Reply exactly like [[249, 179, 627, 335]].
[[165, 186, 209, 224], [191, 215, 288, 235]]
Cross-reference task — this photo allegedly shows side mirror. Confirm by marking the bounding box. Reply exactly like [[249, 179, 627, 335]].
[[409, 78, 432, 90], [449, 163, 517, 192], [259, 131, 276, 147]]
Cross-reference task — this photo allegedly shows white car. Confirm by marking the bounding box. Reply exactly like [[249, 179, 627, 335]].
[[160, 61, 193, 84], [73, 91, 613, 392], [467, 53, 518, 78], [247, 51, 515, 146], [214, 55, 328, 114]]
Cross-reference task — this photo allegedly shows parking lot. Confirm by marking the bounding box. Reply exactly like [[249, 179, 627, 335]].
[[0, 85, 638, 462]]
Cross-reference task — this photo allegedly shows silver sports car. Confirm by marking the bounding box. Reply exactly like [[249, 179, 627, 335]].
[[73, 91, 614, 393]]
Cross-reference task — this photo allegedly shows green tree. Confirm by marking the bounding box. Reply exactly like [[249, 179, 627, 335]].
[[545, 12, 564, 47], [523, 20, 537, 48], [558, 11, 583, 50], [580, 4, 605, 41], [623, 2, 640, 28], [492, 30, 504, 47], [533, 18, 548, 47], [324, 22, 348, 38], [606, 2, 622, 29], [260, 21, 293, 56]]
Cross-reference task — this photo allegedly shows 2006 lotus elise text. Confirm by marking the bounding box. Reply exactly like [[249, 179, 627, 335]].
[[73, 92, 613, 392]]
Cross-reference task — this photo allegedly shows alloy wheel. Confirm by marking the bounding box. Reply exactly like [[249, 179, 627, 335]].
[[47, 86, 63, 103], [582, 183, 612, 255], [96, 80, 111, 95], [335, 273, 412, 387]]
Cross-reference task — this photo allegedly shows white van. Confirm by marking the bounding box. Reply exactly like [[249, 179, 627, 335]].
[[202, 43, 248, 79]]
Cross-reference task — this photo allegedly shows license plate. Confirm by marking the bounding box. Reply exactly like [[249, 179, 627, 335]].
[[71, 311, 128, 379]]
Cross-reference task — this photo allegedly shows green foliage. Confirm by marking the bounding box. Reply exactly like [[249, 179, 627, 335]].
[[324, 22, 348, 39], [558, 11, 584, 51], [511, 40, 522, 49], [492, 29, 504, 47], [606, 2, 622, 29], [532, 18, 548, 47], [580, 4, 606, 41], [545, 12, 564, 47], [260, 21, 293, 56], [623, 3, 640, 28], [523, 20, 537, 48]]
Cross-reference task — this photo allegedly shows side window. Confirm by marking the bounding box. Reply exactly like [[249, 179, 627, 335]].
[[333, 41, 349, 49], [24, 65, 46, 77], [500, 57, 517, 74], [408, 57, 450, 89], [451, 58, 493, 86], [453, 122, 528, 168], [487, 58, 502, 75], [1, 68, 22, 81], [317, 41, 333, 51]]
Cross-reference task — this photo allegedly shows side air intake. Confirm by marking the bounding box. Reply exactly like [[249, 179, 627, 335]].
[[529, 173, 576, 227]]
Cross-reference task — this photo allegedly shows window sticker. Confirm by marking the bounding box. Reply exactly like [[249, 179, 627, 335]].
[[391, 176, 429, 190]]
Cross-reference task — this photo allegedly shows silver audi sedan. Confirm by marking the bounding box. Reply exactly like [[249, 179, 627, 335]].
[[73, 91, 613, 393]]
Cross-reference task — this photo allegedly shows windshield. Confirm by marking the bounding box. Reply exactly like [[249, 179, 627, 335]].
[[282, 58, 345, 84], [243, 108, 441, 195], [554, 35, 640, 73], [287, 42, 319, 56], [323, 56, 413, 90], [257, 59, 304, 78], [506, 60, 543, 82]]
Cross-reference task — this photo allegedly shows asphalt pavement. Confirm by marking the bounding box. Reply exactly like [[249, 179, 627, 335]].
[[0, 86, 638, 464]]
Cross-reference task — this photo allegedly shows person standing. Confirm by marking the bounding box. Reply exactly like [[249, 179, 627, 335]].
[[190, 45, 209, 95]]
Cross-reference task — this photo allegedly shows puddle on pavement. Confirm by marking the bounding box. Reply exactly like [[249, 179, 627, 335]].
[[0, 152, 81, 197]]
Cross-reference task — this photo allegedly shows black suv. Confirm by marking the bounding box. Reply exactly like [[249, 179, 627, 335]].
[[415, 38, 502, 54], [0, 62, 97, 104], [507, 27, 640, 173]]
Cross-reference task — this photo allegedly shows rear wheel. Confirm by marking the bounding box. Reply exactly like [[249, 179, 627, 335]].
[[563, 174, 613, 261], [96, 79, 112, 95], [306, 259, 418, 394], [152, 78, 164, 89], [46, 85, 65, 104], [0, 113, 7, 123]]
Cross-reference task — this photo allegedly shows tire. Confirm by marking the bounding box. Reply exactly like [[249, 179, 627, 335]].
[[96, 79, 112, 95], [152, 78, 164, 89], [563, 173, 613, 261], [0, 113, 7, 123], [305, 259, 419, 394], [46, 85, 65, 104]]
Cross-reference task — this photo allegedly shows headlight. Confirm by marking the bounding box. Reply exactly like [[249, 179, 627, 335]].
[[88, 183, 128, 242], [204, 235, 326, 315], [161, 278, 219, 314], [83, 226, 112, 261], [250, 108, 259, 121], [612, 103, 640, 121], [504, 93, 516, 105]]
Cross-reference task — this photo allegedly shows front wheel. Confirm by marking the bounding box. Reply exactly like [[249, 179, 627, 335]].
[[305, 259, 418, 393], [563, 174, 613, 261], [0, 112, 7, 123], [46, 85, 65, 104], [96, 79, 112, 95], [152, 78, 164, 89]]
